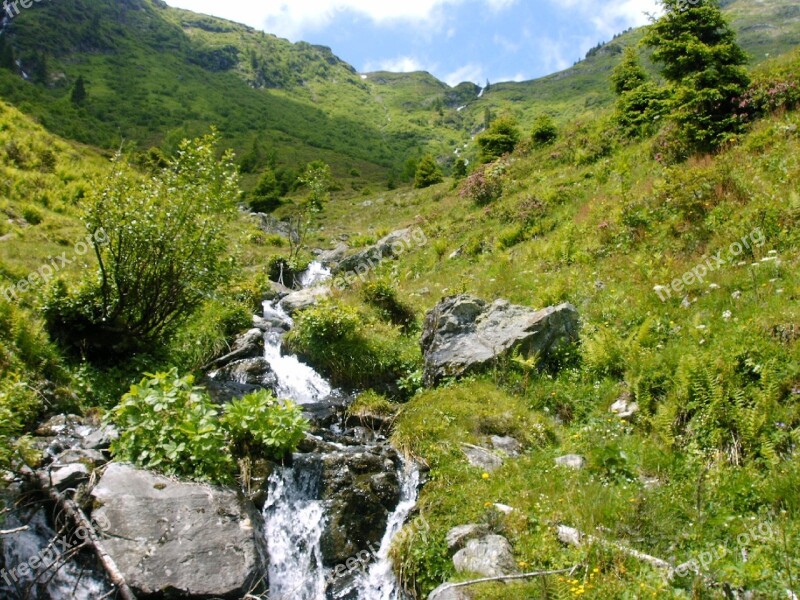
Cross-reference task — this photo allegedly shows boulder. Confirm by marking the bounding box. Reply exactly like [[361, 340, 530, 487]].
[[47, 463, 90, 492], [490, 435, 522, 457], [445, 524, 490, 554], [280, 286, 331, 315], [461, 444, 504, 473], [452, 534, 518, 577], [317, 447, 401, 565], [610, 392, 639, 420], [317, 242, 350, 267], [555, 454, 586, 470], [336, 228, 423, 274], [429, 584, 472, 600], [90, 463, 264, 599], [421, 295, 580, 386]]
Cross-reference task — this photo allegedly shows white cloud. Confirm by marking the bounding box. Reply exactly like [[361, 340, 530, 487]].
[[363, 56, 436, 73], [444, 63, 485, 86], [554, 0, 661, 38], [165, 0, 516, 41]]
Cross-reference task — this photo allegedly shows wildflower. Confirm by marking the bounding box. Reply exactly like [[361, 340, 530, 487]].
[[722, 311, 732, 320], [482, 472, 490, 480]]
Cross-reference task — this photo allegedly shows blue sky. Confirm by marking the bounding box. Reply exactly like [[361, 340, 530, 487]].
[[165, 0, 661, 86]]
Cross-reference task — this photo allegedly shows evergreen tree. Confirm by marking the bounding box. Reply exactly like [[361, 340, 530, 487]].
[[452, 158, 468, 180], [414, 155, 443, 189], [531, 114, 558, 146], [71, 75, 87, 105], [611, 48, 669, 138], [477, 116, 520, 163], [0, 38, 15, 72], [610, 47, 648, 95], [644, 0, 750, 152], [249, 168, 281, 213]]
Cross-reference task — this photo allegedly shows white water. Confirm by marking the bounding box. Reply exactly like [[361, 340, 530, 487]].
[[261, 261, 417, 599], [260, 262, 334, 404], [356, 464, 421, 600], [0, 508, 111, 599], [264, 467, 328, 600]]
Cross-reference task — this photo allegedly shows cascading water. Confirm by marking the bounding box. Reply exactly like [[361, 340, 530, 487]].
[[0, 503, 111, 600], [261, 262, 419, 599], [354, 465, 421, 600], [264, 464, 328, 600]]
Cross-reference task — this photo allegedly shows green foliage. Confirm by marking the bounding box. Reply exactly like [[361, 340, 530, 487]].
[[477, 116, 520, 163], [298, 160, 332, 212], [361, 278, 416, 330], [610, 47, 648, 95], [249, 167, 282, 213], [223, 390, 308, 461], [531, 114, 558, 146], [458, 160, 507, 205], [70, 75, 87, 105], [44, 131, 240, 358], [414, 155, 443, 189], [645, 0, 751, 152], [110, 370, 236, 484], [286, 300, 419, 390], [452, 157, 468, 179]]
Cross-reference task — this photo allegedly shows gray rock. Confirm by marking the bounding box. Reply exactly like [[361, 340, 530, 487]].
[[53, 448, 107, 468], [493, 503, 516, 515], [213, 358, 276, 387], [317, 447, 402, 565], [445, 524, 490, 554], [452, 534, 518, 577], [81, 425, 119, 451], [421, 295, 580, 386], [318, 242, 350, 266], [336, 228, 423, 274], [490, 435, 522, 457], [90, 463, 264, 599], [47, 464, 90, 492], [610, 392, 639, 420], [429, 584, 472, 600], [461, 444, 504, 473], [280, 285, 331, 315], [555, 454, 586, 470]]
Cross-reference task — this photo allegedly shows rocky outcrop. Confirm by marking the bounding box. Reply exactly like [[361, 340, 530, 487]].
[[280, 285, 331, 315], [316, 447, 402, 565], [610, 391, 639, 420], [90, 463, 265, 599], [421, 295, 580, 386], [429, 584, 472, 600], [452, 534, 518, 577], [446, 524, 491, 554], [334, 228, 424, 274], [461, 444, 504, 473]]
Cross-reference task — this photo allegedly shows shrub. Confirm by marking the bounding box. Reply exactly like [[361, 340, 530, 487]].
[[45, 131, 240, 359], [477, 116, 520, 163], [458, 161, 506, 205], [361, 279, 416, 330], [414, 155, 443, 189], [531, 114, 558, 146], [223, 390, 308, 460], [110, 370, 236, 484], [249, 168, 281, 213], [287, 300, 419, 390], [21, 206, 43, 225]]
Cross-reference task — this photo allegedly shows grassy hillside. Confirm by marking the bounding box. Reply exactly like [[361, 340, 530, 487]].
[[0, 0, 797, 189], [286, 48, 800, 598]]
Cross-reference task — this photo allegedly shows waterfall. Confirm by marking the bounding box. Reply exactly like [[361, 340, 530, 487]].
[[261, 262, 419, 599], [356, 465, 421, 600], [0, 505, 111, 600], [264, 464, 328, 600]]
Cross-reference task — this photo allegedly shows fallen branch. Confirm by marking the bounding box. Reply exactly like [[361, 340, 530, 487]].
[[435, 565, 581, 593], [557, 525, 674, 573], [0, 526, 29, 535], [22, 467, 137, 600]]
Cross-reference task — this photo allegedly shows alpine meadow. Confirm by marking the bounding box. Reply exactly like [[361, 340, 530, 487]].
[[0, 1, 799, 599]]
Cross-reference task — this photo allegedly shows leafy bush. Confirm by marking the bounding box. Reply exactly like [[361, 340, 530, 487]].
[[110, 370, 235, 484], [531, 114, 558, 146], [361, 279, 416, 330], [458, 161, 506, 206], [477, 116, 520, 163], [287, 300, 419, 390], [45, 131, 240, 359], [21, 206, 43, 225], [223, 390, 308, 460], [414, 155, 443, 189]]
